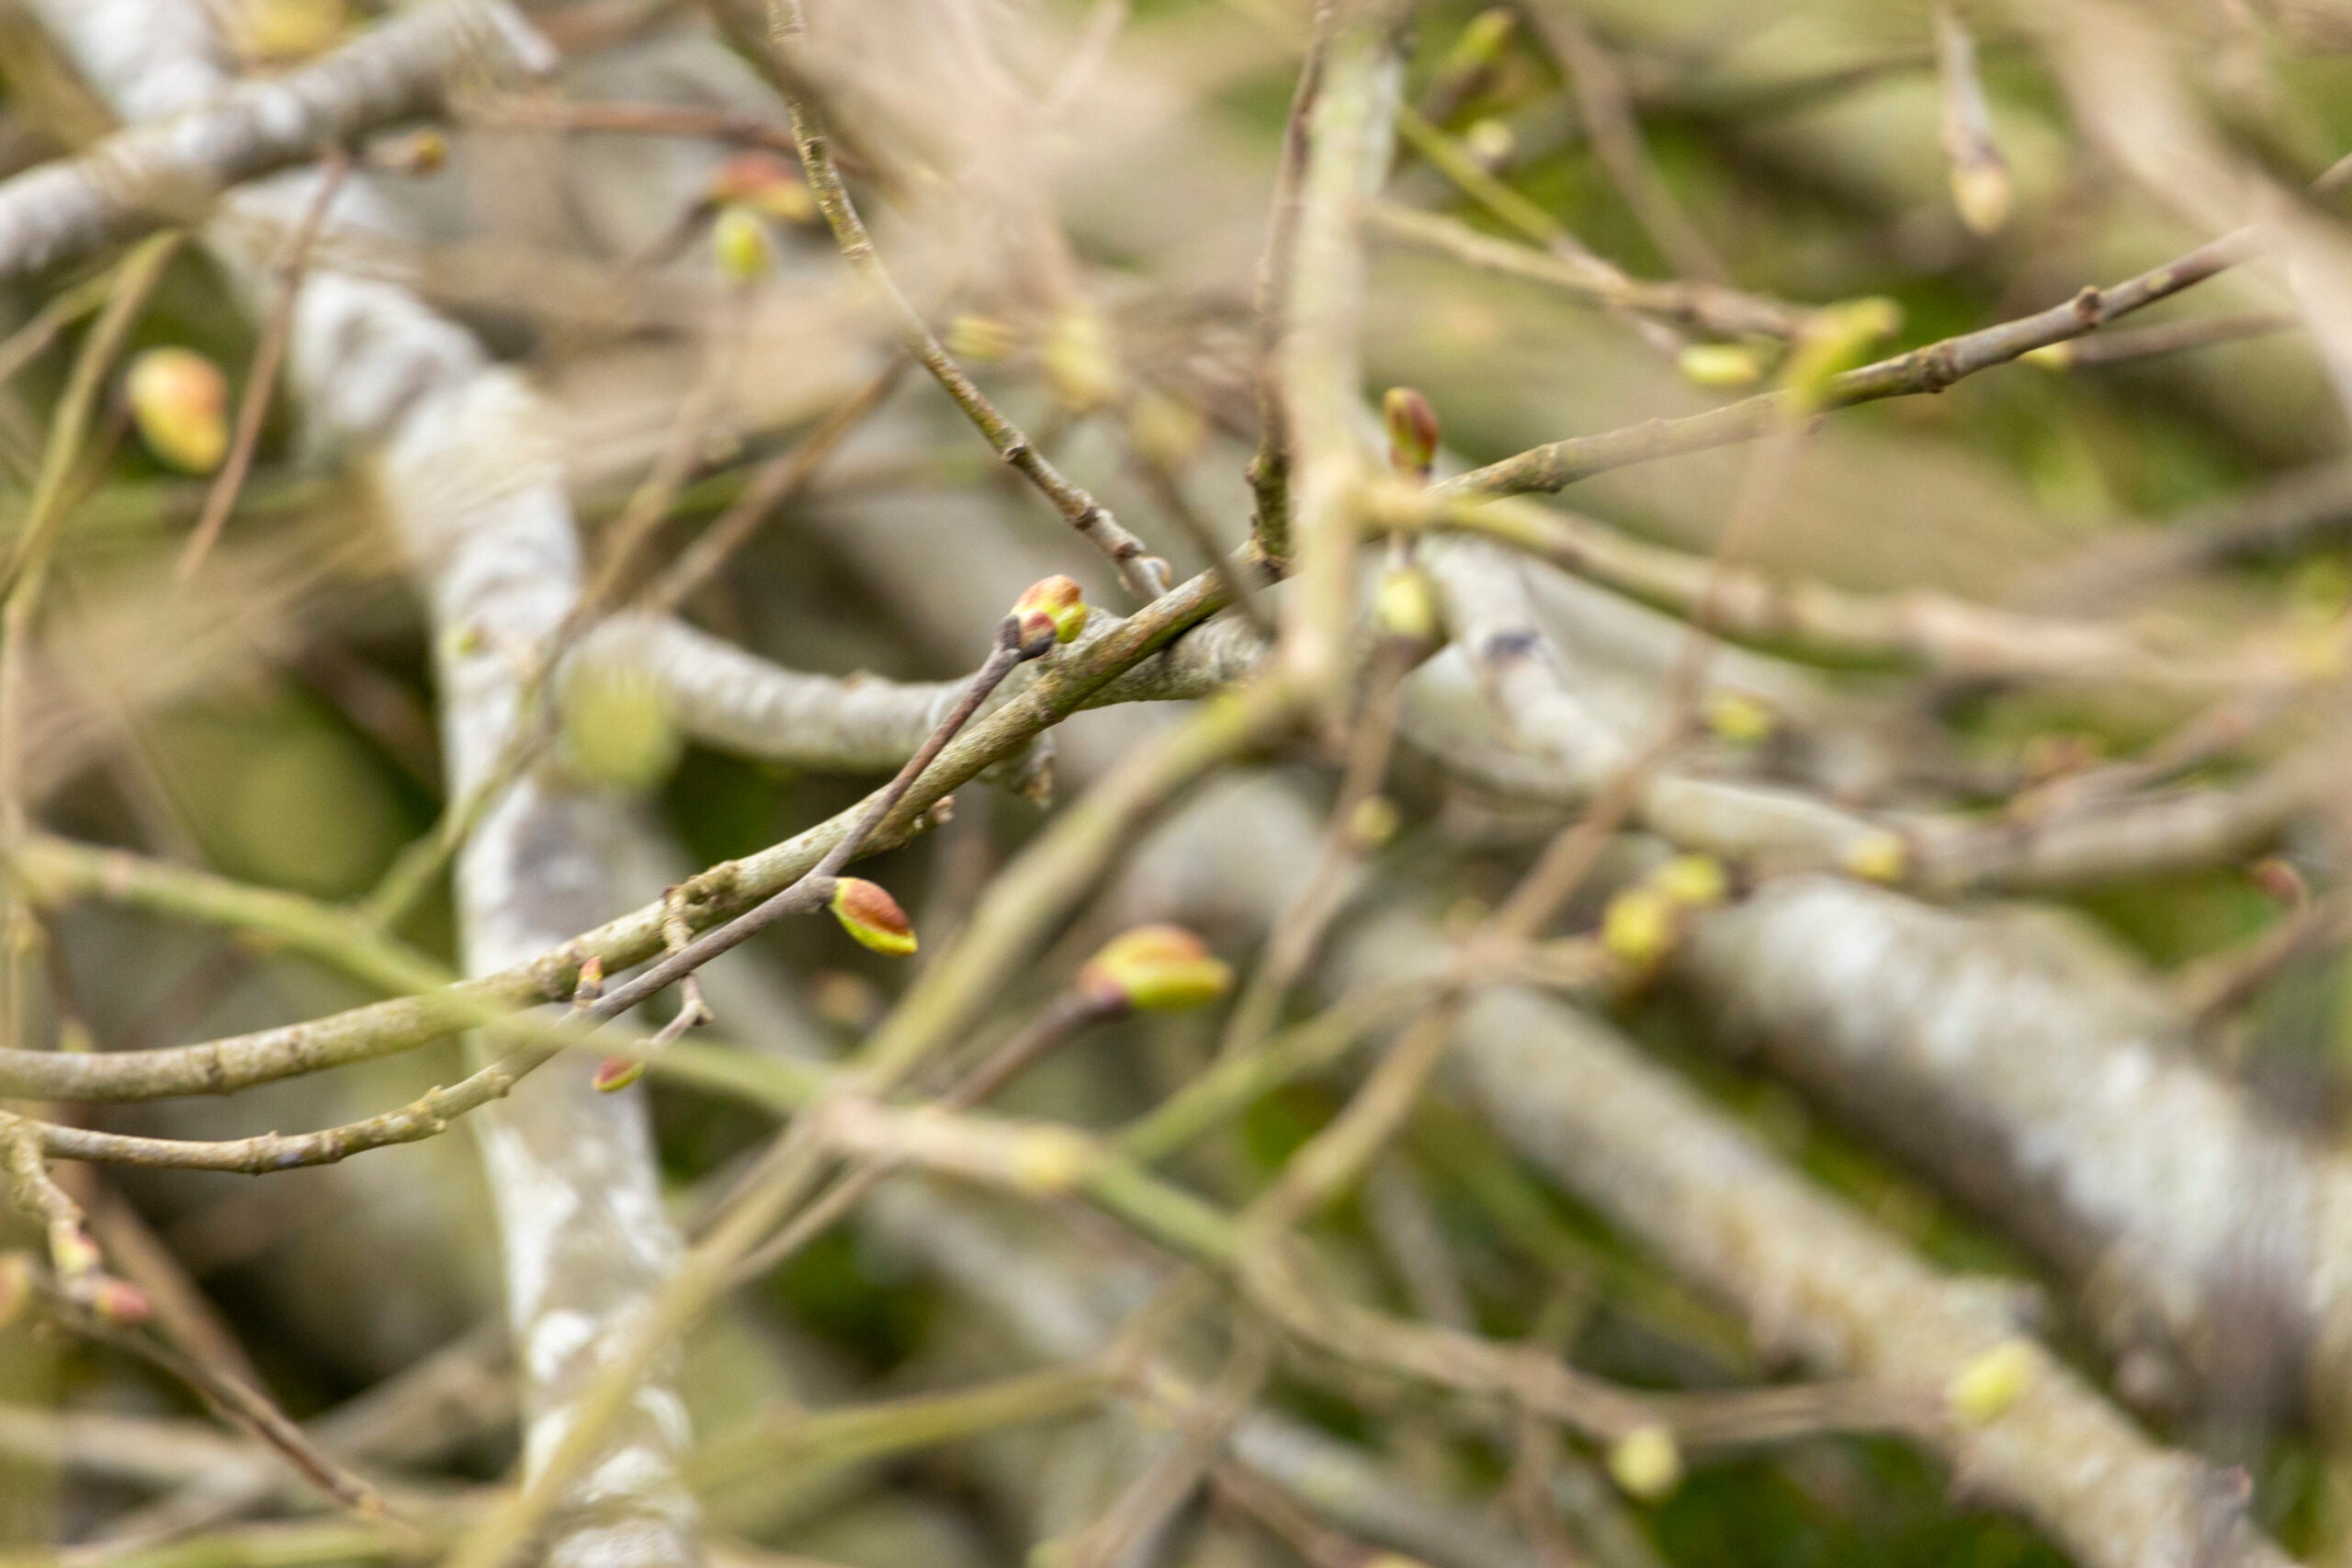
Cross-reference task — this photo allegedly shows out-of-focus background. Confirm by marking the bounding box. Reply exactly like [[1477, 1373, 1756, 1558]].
[[6, 1, 2352, 1566]]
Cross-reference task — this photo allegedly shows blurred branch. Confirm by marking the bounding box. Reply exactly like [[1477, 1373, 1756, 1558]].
[[1440, 228, 2253, 501], [755, 0, 1168, 599], [0, 0, 549, 285], [1363, 202, 1804, 338]]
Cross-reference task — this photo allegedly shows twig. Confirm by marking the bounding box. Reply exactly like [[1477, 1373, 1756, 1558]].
[[1932, 6, 2010, 234], [1245, 3, 1335, 561], [0, 569, 1233, 1102], [0, 0, 549, 285], [2024, 309, 2297, 367], [645, 361, 906, 615], [760, 1, 1168, 598], [1278, 0, 1406, 710], [1363, 201, 1806, 339], [1438, 227, 2254, 501], [176, 148, 348, 580], [1527, 4, 1728, 283]]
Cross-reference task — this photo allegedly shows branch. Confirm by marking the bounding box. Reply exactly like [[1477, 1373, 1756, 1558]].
[[1679, 873, 2352, 1428], [0, 0, 549, 285], [1437, 228, 2252, 502]]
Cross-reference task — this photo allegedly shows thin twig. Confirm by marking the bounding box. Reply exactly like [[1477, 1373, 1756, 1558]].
[[760, 1, 1168, 597], [177, 149, 348, 581]]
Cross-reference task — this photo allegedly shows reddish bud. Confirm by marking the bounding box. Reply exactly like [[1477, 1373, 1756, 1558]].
[[127, 348, 229, 474], [85, 1275, 153, 1325], [1012, 575, 1089, 652], [707, 151, 815, 224], [1080, 924, 1233, 1012], [2252, 857, 2308, 910], [592, 1053, 646, 1093], [1383, 387, 1440, 479], [831, 877, 917, 956], [573, 955, 605, 1004]]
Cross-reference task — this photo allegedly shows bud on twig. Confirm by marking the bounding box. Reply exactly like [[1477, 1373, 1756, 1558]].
[[127, 348, 230, 474], [1678, 342, 1767, 389], [831, 877, 917, 956], [1079, 924, 1233, 1013], [1375, 564, 1443, 647], [1383, 387, 1440, 481], [713, 205, 775, 284], [1947, 1337, 2037, 1425], [1782, 299, 1902, 409], [1607, 1424, 1682, 1500], [1012, 575, 1090, 653], [1838, 829, 1910, 886], [1044, 303, 1120, 412]]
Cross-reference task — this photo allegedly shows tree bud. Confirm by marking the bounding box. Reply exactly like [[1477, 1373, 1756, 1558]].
[[1012, 575, 1090, 650], [831, 877, 917, 956], [1080, 924, 1233, 1012], [1383, 387, 1440, 479], [127, 348, 229, 474]]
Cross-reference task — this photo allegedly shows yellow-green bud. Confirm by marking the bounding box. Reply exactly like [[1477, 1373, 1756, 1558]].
[[1445, 6, 1517, 71], [1839, 829, 1909, 886], [1783, 299, 1903, 408], [831, 877, 917, 956], [713, 205, 775, 284], [1601, 887, 1679, 970], [573, 955, 605, 1003], [1463, 118, 1516, 167], [1128, 389, 1206, 469], [1349, 795, 1402, 849], [1947, 1338, 2038, 1425], [1080, 924, 1233, 1012], [946, 313, 1018, 363], [1679, 342, 1767, 389], [1702, 688, 1776, 745], [1650, 853, 1728, 910], [127, 348, 230, 474], [1607, 1425, 1682, 1500], [1375, 564, 1443, 646], [1951, 159, 2013, 238], [1007, 1127, 1097, 1194], [1383, 387, 1441, 480], [1012, 574, 1090, 650], [559, 661, 683, 796], [49, 1220, 100, 1280], [1044, 303, 1120, 412], [236, 0, 345, 62]]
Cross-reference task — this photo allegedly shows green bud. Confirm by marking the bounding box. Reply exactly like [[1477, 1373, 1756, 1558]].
[[1782, 299, 1903, 409], [1678, 342, 1767, 388], [1375, 564, 1443, 646], [1080, 924, 1233, 1011], [1607, 1425, 1682, 1501], [1947, 1338, 2037, 1425], [559, 661, 683, 796], [713, 205, 775, 284]]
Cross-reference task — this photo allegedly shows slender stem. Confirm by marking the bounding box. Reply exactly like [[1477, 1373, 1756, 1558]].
[[758, 0, 1168, 597], [177, 151, 348, 581]]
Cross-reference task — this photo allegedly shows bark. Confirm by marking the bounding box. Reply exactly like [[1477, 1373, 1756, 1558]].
[[23, 5, 700, 1563], [1115, 777, 2296, 1568], [1679, 875, 2352, 1428]]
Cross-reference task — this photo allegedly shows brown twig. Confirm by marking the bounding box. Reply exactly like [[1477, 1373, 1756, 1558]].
[[176, 147, 348, 580], [759, 1, 1167, 598]]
